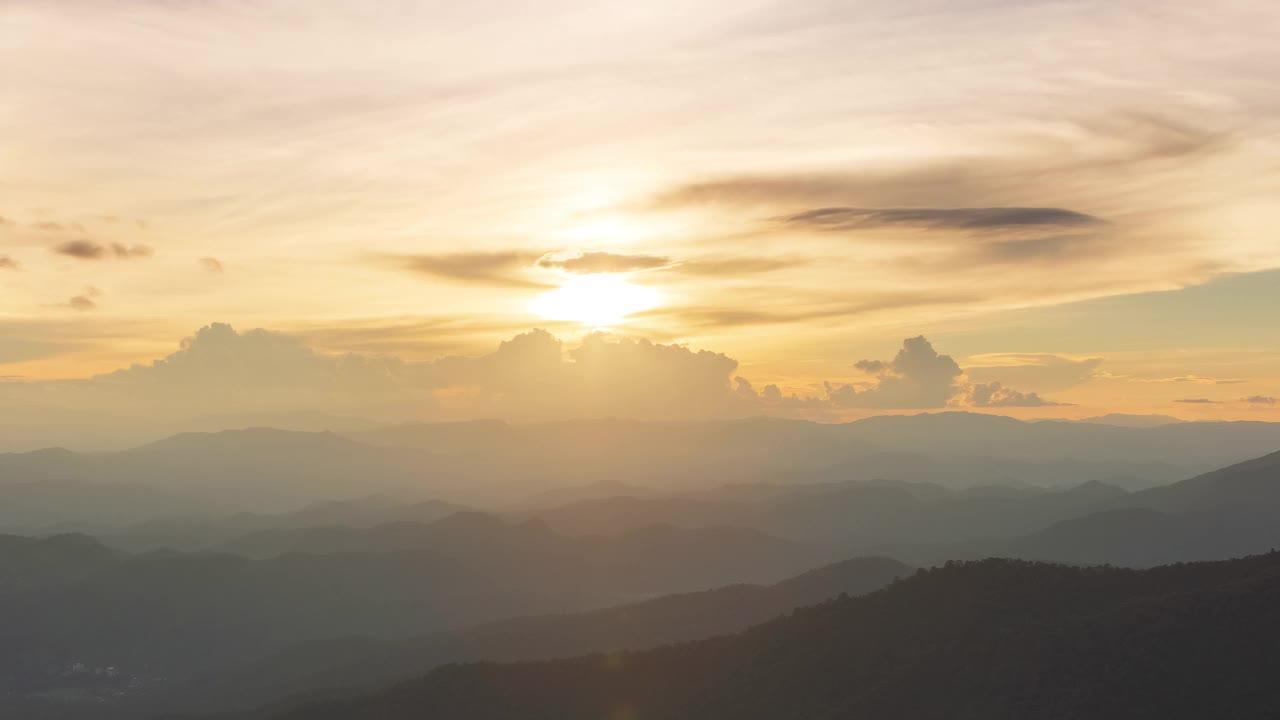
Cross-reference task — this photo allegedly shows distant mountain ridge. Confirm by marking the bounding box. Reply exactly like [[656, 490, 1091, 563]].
[[5, 413, 1280, 535]]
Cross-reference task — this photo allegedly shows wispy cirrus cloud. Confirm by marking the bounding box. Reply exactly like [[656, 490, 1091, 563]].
[[538, 251, 671, 274], [780, 206, 1102, 232], [383, 251, 550, 289]]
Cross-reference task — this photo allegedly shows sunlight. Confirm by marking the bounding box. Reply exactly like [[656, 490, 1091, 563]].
[[530, 274, 660, 327]]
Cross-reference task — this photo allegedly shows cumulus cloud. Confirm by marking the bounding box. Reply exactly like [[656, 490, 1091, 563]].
[[199, 257, 224, 272], [53, 240, 153, 260], [810, 338, 1074, 409], [85, 323, 746, 422], [0, 325, 1076, 433], [103, 322, 415, 392], [1244, 395, 1277, 405], [0, 256, 19, 270], [824, 336, 962, 409], [965, 381, 1068, 407]]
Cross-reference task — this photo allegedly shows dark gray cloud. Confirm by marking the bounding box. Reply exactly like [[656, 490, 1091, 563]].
[[538, 251, 671, 274], [387, 251, 549, 288], [199, 257, 224, 272], [53, 240, 153, 260], [782, 206, 1101, 232], [0, 256, 19, 270], [966, 381, 1068, 407], [1244, 395, 1277, 405]]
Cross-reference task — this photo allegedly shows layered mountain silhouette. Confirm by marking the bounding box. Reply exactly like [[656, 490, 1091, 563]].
[[284, 552, 1280, 720], [131, 557, 910, 717], [0, 514, 820, 710], [1001, 450, 1280, 566], [6, 414, 1280, 535]]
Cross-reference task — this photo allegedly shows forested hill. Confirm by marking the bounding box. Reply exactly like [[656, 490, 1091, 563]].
[[288, 552, 1280, 720]]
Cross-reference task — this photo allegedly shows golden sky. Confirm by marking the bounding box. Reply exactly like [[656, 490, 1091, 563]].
[[1, 0, 1279, 431]]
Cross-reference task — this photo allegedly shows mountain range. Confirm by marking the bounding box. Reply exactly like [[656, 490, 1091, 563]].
[[285, 552, 1280, 720]]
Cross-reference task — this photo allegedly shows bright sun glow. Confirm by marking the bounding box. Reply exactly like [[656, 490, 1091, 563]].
[[530, 274, 661, 327]]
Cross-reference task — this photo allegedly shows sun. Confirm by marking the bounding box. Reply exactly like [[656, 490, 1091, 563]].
[[530, 274, 660, 327]]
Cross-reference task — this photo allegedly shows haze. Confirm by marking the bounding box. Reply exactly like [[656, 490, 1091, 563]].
[[3, 3, 1280, 719]]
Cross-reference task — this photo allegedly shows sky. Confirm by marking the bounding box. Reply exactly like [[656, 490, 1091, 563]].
[[1, 0, 1279, 442]]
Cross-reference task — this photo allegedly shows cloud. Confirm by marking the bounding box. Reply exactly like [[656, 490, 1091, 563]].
[[538, 251, 670, 274], [385, 251, 549, 288], [82, 323, 748, 423], [199, 257, 224, 272], [53, 240, 153, 260], [1142, 375, 1245, 385], [965, 354, 1103, 392], [111, 242, 153, 259], [814, 338, 1074, 409], [647, 115, 1225, 212], [0, 256, 19, 271], [965, 381, 1068, 407], [643, 291, 976, 330], [1244, 395, 1277, 405], [1174, 398, 1217, 404], [103, 322, 411, 391], [387, 249, 805, 289], [54, 240, 106, 259], [824, 336, 962, 409], [67, 288, 102, 311], [781, 207, 1101, 232], [670, 257, 803, 276]]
